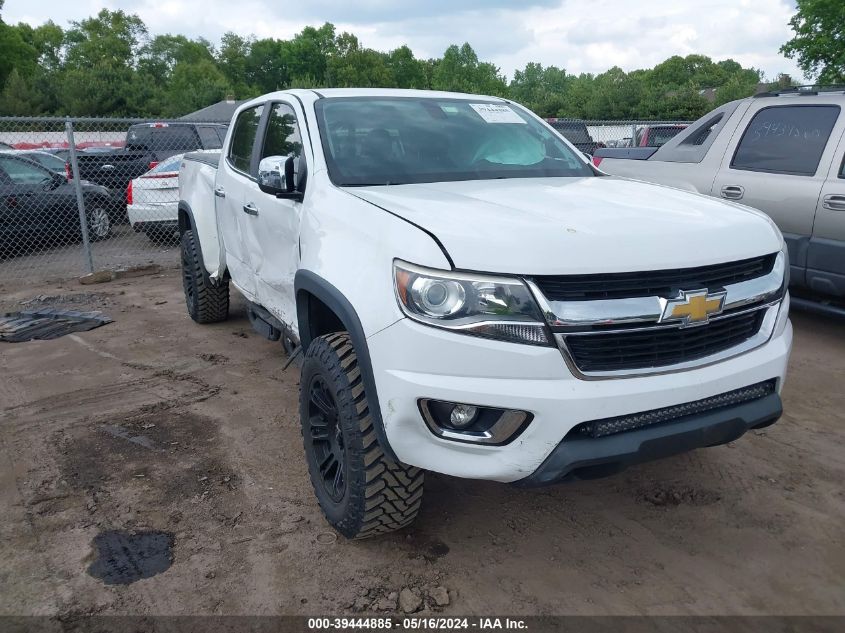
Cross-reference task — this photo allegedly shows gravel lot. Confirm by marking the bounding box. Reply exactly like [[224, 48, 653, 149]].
[[1, 268, 843, 617]]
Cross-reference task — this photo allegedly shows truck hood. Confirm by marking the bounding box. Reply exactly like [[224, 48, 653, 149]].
[[345, 177, 782, 275]]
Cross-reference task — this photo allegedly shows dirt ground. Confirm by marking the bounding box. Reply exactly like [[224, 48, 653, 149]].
[[1, 267, 843, 618]]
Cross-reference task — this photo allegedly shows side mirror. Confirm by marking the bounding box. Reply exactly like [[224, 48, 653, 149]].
[[258, 155, 304, 202]]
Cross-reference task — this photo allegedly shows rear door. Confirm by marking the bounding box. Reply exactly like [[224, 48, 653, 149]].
[[215, 104, 265, 299], [710, 103, 843, 284], [807, 128, 845, 297], [240, 100, 308, 327]]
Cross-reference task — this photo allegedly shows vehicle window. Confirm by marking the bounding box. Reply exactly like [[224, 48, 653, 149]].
[[683, 113, 723, 146], [261, 103, 303, 160], [316, 98, 593, 186], [148, 155, 183, 174], [731, 105, 840, 176], [197, 126, 223, 150], [0, 156, 52, 185], [648, 126, 686, 147], [228, 106, 264, 174], [26, 153, 66, 173], [217, 128, 227, 145], [550, 120, 592, 144], [840, 153, 845, 179]]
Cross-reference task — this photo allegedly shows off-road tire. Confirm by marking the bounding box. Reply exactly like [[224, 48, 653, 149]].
[[181, 229, 229, 324], [300, 332, 424, 539]]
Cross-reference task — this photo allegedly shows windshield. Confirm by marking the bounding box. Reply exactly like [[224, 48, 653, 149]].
[[315, 97, 594, 186]]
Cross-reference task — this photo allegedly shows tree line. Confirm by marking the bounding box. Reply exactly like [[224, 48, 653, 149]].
[[0, 6, 788, 120]]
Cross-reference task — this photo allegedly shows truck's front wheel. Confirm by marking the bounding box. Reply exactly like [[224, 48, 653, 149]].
[[181, 229, 229, 323], [300, 332, 424, 539]]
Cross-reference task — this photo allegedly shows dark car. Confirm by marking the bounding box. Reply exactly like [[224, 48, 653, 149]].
[[0, 154, 115, 255], [547, 119, 606, 155], [7, 150, 68, 176], [74, 122, 227, 198]]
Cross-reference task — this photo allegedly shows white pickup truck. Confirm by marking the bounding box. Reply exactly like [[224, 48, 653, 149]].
[[595, 88, 845, 311], [178, 88, 792, 539]]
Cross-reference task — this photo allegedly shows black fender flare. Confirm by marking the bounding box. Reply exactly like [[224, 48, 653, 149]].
[[295, 269, 398, 461], [177, 201, 224, 285]]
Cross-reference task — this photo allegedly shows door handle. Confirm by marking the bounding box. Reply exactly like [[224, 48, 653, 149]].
[[214, 187, 226, 198], [720, 185, 745, 200], [823, 194, 845, 211], [242, 202, 259, 216]]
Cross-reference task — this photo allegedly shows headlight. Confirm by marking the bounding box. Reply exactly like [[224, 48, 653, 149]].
[[393, 260, 552, 346]]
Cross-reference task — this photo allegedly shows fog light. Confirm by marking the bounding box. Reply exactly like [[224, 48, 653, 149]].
[[418, 398, 533, 445], [449, 404, 478, 428]]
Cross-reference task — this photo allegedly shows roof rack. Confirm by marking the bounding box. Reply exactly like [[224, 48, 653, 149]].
[[754, 84, 845, 98]]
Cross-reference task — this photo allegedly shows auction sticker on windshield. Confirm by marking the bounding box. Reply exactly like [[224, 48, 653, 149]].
[[469, 103, 526, 124]]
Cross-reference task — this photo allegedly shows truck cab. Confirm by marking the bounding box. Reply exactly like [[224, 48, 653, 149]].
[[178, 89, 791, 539]]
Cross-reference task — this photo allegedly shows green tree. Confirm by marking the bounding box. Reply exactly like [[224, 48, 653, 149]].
[[164, 59, 230, 116], [246, 38, 289, 92], [217, 32, 252, 96], [64, 9, 147, 70], [509, 62, 569, 116], [0, 21, 37, 88], [432, 43, 507, 96], [387, 45, 427, 89], [781, 0, 845, 83], [327, 32, 393, 87], [0, 67, 42, 115], [285, 23, 336, 86]]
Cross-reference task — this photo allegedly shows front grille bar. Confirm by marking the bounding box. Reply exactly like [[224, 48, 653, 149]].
[[571, 380, 776, 439]]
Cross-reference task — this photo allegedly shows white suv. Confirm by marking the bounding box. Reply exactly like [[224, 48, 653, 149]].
[[178, 89, 792, 539]]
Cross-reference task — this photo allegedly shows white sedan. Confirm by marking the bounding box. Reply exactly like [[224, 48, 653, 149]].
[[127, 154, 182, 243]]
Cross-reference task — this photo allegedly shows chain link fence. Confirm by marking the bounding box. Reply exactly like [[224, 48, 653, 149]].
[[1, 116, 689, 303], [0, 117, 227, 307]]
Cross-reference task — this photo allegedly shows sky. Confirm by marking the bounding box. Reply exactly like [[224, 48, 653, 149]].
[[4, 0, 806, 82]]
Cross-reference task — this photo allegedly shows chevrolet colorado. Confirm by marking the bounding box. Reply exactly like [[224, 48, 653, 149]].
[[595, 88, 845, 306], [178, 89, 792, 539]]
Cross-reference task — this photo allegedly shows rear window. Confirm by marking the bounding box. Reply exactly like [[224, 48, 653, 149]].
[[126, 125, 202, 153], [731, 105, 840, 176], [148, 155, 182, 174], [647, 126, 686, 147], [197, 126, 224, 150]]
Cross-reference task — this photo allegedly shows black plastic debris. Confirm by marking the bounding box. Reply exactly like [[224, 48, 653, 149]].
[[88, 530, 174, 585], [0, 309, 112, 343]]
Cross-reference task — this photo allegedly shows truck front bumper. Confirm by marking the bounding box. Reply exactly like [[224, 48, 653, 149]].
[[366, 302, 792, 483], [515, 390, 782, 486]]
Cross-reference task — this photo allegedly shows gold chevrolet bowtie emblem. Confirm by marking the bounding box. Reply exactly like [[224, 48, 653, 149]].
[[661, 289, 726, 327]]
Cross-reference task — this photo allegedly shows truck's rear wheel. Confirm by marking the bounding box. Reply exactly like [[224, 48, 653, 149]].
[[181, 229, 229, 323], [300, 332, 424, 539]]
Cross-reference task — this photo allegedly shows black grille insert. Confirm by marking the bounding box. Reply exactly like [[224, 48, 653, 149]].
[[532, 254, 777, 301], [569, 379, 777, 438], [564, 310, 765, 372]]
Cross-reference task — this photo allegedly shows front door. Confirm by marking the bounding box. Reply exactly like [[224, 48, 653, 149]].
[[710, 103, 843, 284], [808, 129, 845, 297], [240, 100, 309, 330]]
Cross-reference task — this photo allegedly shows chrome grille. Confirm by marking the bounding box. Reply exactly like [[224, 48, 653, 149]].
[[531, 254, 776, 301], [531, 251, 787, 378], [564, 310, 765, 372]]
